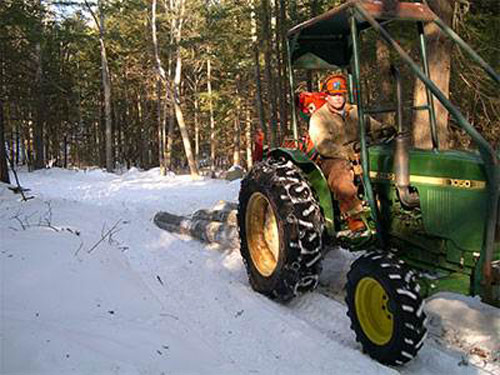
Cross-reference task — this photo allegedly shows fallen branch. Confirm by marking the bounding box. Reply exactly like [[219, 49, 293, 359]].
[[87, 219, 122, 254], [74, 242, 84, 256], [38, 201, 59, 232], [10, 201, 61, 232], [12, 213, 27, 230], [5, 154, 33, 201]]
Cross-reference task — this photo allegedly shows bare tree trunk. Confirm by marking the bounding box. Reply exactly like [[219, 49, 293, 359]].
[[152, 0, 167, 174], [164, 97, 174, 169], [165, 55, 175, 170], [233, 80, 242, 165], [16, 124, 20, 166], [76, 61, 83, 168], [34, 39, 45, 170], [305, 0, 319, 92], [0, 100, 10, 183], [123, 104, 130, 168], [156, 80, 165, 172], [233, 117, 241, 165], [413, 0, 454, 149], [253, 50, 267, 135], [63, 134, 68, 168], [164, 0, 176, 171], [277, 0, 288, 138], [245, 107, 253, 169], [251, 2, 267, 136], [136, 93, 145, 167], [376, 38, 393, 124], [0, 24, 11, 181], [85, 0, 113, 171], [261, 0, 278, 148], [173, 57, 198, 176], [14, 124, 20, 165], [26, 122, 33, 171], [98, 95, 105, 166], [194, 94, 200, 162], [100, 6, 113, 172], [113, 100, 121, 167], [207, 54, 216, 171], [172, 0, 198, 177], [9, 124, 14, 166]]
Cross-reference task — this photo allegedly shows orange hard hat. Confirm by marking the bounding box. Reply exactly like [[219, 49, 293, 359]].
[[321, 74, 348, 95]]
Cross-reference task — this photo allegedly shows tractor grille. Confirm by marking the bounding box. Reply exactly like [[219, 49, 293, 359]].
[[424, 190, 453, 234], [421, 187, 487, 252]]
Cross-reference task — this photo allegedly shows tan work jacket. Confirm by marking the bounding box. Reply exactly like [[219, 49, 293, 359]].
[[309, 103, 382, 159]]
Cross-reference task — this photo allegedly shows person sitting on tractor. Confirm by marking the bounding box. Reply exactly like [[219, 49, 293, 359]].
[[309, 73, 389, 233]]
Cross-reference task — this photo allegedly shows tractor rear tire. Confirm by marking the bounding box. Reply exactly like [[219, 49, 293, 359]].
[[238, 158, 324, 302], [345, 251, 427, 365]]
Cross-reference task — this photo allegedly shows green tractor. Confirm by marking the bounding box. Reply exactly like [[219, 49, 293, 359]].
[[237, 0, 499, 367]]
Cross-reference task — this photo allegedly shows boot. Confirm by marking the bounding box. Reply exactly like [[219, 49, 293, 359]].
[[341, 201, 366, 233], [346, 217, 366, 232]]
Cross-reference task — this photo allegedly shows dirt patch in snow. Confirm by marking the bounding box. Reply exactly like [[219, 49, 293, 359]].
[[425, 292, 500, 369]]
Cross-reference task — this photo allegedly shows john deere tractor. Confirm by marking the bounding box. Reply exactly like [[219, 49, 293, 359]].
[[237, 0, 499, 366]]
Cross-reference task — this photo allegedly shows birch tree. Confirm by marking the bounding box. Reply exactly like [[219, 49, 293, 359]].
[[151, 0, 167, 174], [85, 0, 114, 172], [170, 0, 199, 177]]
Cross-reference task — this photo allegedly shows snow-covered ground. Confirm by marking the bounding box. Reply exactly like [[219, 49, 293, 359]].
[[1, 167, 498, 375]]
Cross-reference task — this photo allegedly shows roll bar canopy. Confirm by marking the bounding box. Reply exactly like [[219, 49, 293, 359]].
[[287, 0, 437, 69]]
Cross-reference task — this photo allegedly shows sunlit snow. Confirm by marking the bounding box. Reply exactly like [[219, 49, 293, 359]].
[[1, 167, 498, 375]]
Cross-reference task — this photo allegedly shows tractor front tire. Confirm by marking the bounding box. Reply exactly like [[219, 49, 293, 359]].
[[345, 251, 427, 365], [238, 158, 324, 302]]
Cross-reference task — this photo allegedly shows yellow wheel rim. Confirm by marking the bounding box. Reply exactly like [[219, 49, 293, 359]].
[[355, 277, 394, 346], [245, 192, 280, 277]]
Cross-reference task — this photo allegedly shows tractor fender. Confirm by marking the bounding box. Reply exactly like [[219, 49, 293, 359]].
[[269, 148, 336, 235]]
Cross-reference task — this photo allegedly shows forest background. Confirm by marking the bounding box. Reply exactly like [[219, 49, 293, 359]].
[[0, 0, 498, 181]]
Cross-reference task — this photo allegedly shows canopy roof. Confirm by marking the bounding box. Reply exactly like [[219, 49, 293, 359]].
[[287, 0, 437, 69]]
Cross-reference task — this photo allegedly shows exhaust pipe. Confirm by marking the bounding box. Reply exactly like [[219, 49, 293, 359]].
[[392, 66, 420, 209]]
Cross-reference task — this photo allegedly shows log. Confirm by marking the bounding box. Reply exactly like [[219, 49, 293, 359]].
[[191, 206, 237, 226], [154, 201, 239, 248], [210, 200, 238, 212]]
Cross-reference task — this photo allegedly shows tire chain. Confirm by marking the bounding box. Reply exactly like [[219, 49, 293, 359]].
[[268, 158, 324, 297], [240, 158, 325, 300]]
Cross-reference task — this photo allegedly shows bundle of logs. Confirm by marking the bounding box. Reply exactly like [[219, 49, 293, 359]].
[[154, 201, 239, 249]]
